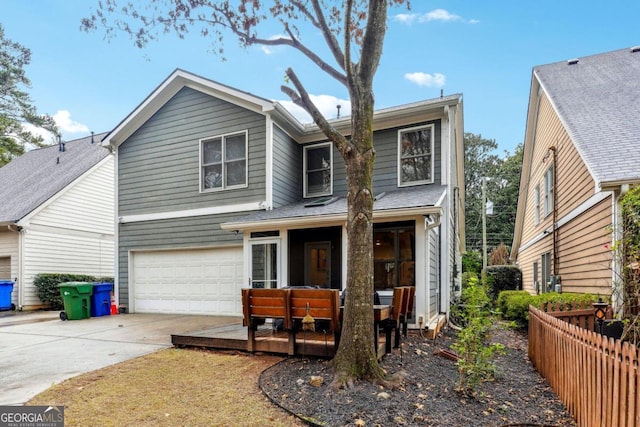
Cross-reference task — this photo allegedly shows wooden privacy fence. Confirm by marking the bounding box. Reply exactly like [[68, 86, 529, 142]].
[[529, 305, 639, 427], [537, 300, 599, 331]]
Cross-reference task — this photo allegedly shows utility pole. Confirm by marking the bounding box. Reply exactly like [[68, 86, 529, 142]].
[[482, 177, 488, 270]]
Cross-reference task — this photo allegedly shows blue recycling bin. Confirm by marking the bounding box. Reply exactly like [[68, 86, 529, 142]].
[[91, 282, 113, 317], [0, 280, 15, 311]]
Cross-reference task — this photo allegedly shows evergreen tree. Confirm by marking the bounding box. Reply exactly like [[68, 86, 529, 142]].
[[0, 24, 57, 166]]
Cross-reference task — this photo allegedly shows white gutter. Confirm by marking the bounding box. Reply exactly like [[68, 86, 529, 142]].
[[221, 206, 442, 231]]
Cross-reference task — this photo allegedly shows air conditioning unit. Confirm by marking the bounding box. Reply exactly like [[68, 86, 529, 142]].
[[550, 275, 562, 293]]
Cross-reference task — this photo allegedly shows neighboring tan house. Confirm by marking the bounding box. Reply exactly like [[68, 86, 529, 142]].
[[511, 46, 640, 298], [102, 69, 465, 330], [0, 134, 114, 310]]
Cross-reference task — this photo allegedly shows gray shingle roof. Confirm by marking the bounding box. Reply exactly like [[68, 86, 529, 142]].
[[535, 47, 640, 185], [0, 133, 110, 223], [225, 185, 446, 226]]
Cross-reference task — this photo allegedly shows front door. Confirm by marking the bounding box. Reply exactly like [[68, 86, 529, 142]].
[[305, 242, 330, 288]]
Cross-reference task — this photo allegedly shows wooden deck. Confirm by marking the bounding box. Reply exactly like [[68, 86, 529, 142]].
[[171, 321, 388, 358]]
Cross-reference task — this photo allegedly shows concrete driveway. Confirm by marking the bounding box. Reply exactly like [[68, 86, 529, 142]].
[[0, 311, 240, 405]]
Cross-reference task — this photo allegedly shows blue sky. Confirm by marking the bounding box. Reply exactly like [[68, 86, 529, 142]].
[[3, 1, 639, 155]]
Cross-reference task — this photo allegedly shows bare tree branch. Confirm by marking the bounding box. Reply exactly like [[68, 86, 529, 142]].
[[309, 0, 346, 71], [281, 67, 352, 157]]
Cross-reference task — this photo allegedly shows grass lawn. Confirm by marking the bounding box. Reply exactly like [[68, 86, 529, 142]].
[[28, 348, 304, 427]]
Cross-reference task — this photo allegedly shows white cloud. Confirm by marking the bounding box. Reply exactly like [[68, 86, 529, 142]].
[[422, 9, 462, 22], [21, 123, 57, 146], [395, 9, 479, 25], [278, 94, 351, 123], [393, 13, 417, 25], [20, 110, 89, 148], [53, 110, 90, 134], [404, 72, 446, 88]]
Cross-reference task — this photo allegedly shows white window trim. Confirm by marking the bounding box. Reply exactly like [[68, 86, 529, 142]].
[[249, 237, 281, 289], [199, 130, 249, 193], [303, 142, 333, 198], [543, 166, 553, 217], [397, 124, 435, 187]]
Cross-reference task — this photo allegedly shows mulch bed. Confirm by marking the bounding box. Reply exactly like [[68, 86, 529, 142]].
[[259, 324, 576, 426]]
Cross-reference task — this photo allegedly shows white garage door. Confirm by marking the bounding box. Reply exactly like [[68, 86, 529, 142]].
[[132, 247, 244, 315]]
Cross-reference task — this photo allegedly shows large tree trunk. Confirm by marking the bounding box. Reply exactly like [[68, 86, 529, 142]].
[[331, 84, 385, 384]]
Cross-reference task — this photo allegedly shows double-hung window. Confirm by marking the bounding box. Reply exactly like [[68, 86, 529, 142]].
[[200, 131, 248, 191], [398, 124, 434, 186], [304, 142, 332, 197], [543, 166, 554, 216]]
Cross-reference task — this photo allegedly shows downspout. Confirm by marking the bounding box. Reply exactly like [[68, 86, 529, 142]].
[[424, 213, 441, 327], [550, 146, 558, 278], [452, 187, 459, 293]]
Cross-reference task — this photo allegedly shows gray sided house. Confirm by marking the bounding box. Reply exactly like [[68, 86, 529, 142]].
[[0, 134, 114, 310], [103, 69, 465, 329]]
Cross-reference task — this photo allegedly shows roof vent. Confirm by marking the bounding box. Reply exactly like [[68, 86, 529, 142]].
[[304, 196, 337, 208], [567, 58, 579, 65], [631, 46, 640, 53]]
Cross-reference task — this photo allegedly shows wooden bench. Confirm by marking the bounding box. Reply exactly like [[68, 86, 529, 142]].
[[289, 288, 341, 355], [241, 288, 341, 356]]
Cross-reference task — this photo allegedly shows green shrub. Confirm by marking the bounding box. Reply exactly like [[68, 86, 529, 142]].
[[452, 276, 505, 394], [496, 290, 599, 328], [484, 265, 522, 301], [461, 271, 477, 289], [34, 273, 114, 310]]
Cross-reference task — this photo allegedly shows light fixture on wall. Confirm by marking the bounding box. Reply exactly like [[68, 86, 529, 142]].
[[593, 298, 608, 335]]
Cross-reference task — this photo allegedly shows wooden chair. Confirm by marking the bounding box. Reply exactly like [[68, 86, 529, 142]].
[[400, 286, 416, 338], [389, 286, 407, 349], [241, 288, 290, 352]]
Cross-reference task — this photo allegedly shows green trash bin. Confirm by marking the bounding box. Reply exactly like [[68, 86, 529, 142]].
[[58, 282, 94, 320]]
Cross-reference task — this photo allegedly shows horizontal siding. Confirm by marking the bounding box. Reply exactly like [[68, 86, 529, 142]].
[[301, 119, 444, 199], [118, 87, 267, 216], [272, 124, 302, 207], [518, 234, 553, 294], [518, 197, 612, 296], [22, 228, 114, 307], [30, 157, 114, 235], [556, 140, 593, 218], [520, 93, 595, 244], [0, 231, 18, 273], [518, 91, 607, 296], [0, 231, 18, 306], [556, 196, 612, 294], [117, 212, 244, 306], [371, 120, 442, 194]]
